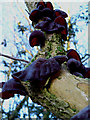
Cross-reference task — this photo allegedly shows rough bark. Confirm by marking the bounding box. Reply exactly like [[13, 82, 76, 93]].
[[21, 33, 88, 119], [23, 1, 89, 119]]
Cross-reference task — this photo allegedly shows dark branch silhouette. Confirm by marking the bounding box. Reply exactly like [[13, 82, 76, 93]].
[[0, 53, 29, 63]]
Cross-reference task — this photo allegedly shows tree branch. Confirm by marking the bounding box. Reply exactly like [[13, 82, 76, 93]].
[[9, 96, 28, 120], [0, 53, 29, 63]]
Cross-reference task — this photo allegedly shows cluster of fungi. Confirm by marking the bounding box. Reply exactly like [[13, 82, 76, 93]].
[[0, 0, 90, 119], [29, 0, 68, 47]]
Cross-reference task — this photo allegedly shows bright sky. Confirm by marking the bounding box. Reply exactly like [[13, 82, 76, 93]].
[[0, 0, 89, 81]]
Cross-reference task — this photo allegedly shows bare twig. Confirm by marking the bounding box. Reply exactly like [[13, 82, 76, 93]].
[[9, 96, 28, 120], [0, 53, 29, 63]]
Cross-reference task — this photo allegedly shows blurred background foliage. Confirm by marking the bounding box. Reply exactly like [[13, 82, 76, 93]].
[[0, 0, 89, 119]]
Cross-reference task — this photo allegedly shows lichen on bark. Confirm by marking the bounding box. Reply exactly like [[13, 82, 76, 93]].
[[35, 33, 66, 59]]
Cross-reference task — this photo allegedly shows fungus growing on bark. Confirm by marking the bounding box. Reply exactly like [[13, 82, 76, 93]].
[[12, 56, 67, 88], [29, 30, 46, 48], [67, 49, 81, 62], [0, 78, 27, 99], [54, 9, 68, 18]]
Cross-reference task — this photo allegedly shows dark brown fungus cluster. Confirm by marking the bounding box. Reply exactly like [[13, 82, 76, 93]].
[[0, 55, 67, 99], [0, 78, 28, 99], [67, 49, 90, 78], [28, 0, 68, 47], [29, 30, 46, 47], [12, 56, 67, 88]]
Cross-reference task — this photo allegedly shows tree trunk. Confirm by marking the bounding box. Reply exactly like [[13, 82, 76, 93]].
[[23, 1, 88, 119]]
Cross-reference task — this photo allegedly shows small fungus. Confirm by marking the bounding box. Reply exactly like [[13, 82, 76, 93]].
[[45, 1, 53, 11], [36, 0, 46, 9], [67, 49, 81, 62], [41, 8, 53, 19], [29, 30, 46, 48], [54, 16, 68, 40], [29, 8, 42, 22], [0, 78, 27, 99]]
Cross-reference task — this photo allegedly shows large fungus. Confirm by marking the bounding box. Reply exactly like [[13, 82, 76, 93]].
[[29, 30, 46, 48], [0, 78, 27, 99], [12, 56, 67, 88]]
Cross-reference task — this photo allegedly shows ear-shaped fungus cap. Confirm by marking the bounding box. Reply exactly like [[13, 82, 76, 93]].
[[54, 16, 67, 27], [12, 56, 67, 88], [54, 9, 68, 18], [12, 58, 61, 88], [0, 78, 27, 99], [29, 8, 42, 22], [67, 49, 81, 62], [29, 30, 46, 47]]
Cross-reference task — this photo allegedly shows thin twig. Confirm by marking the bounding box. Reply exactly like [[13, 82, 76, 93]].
[[0, 53, 30, 63], [82, 56, 90, 63], [9, 96, 28, 120]]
